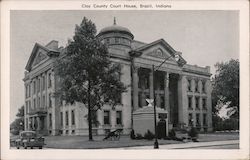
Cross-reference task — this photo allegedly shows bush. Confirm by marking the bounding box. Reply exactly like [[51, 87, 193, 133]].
[[144, 130, 155, 140], [188, 127, 198, 138], [130, 129, 136, 140], [168, 129, 176, 139], [135, 133, 143, 140]]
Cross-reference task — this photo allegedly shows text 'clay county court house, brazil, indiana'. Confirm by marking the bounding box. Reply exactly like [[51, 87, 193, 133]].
[[23, 18, 213, 136]]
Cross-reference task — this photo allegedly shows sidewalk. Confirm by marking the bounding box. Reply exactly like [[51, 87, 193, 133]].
[[113, 140, 239, 149]]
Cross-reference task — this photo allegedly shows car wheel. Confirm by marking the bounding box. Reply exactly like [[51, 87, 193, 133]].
[[17, 146, 20, 149], [39, 146, 42, 149], [31, 147, 33, 149]]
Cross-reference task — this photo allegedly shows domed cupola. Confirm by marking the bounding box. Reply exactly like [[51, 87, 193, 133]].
[[97, 17, 134, 49]]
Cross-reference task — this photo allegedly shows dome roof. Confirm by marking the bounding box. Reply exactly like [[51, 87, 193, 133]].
[[97, 18, 134, 39]]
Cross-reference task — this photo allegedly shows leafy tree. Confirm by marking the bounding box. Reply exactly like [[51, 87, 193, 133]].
[[212, 59, 239, 119], [10, 105, 24, 135], [56, 17, 127, 140]]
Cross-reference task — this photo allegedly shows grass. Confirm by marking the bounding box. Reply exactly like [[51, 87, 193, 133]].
[[44, 132, 239, 149]]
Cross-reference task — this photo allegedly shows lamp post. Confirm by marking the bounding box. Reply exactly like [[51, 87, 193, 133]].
[[152, 53, 180, 149]]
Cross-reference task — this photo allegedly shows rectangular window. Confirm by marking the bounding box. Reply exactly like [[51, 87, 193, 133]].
[[195, 80, 199, 92], [65, 111, 69, 126], [42, 76, 46, 90], [28, 84, 31, 97], [116, 111, 122, 125], [188, 113, 193, 126], [71, 110, 75, 125], [187, 79, 191, 91], [49, 113, 52, 127], [25, 102, 28, 114], [104, 110, 110, 125], [42, 95, 45, 108], [38, 97, 40, 108], [202, 98, 207, 110], [48, 73, 52, 88], [160, 96, 165, 109], [203, 113, 207, 126], [60, 112, 63, 126], [188, 96, 192, 110], [37, 79, 40, 92], [25, 85, 28, 98], [196, 113, 200, 126], [202, 81, 206, 93], [33, 98, 36, 109], [28, 101, 31, 113], [33, 81, 36, 94], [195, 97, 200, 110], [49, 93, 52, 107]]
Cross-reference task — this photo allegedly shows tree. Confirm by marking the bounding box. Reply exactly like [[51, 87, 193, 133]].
[[56, 17, 127, 141], [10, 105, 24, 135], [212, 59, 239, 119]]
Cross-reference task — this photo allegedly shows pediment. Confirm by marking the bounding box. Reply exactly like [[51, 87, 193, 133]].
[[32, 49, 49, 67], [25, 43, 59, 71], [134, 39, 187, 66]]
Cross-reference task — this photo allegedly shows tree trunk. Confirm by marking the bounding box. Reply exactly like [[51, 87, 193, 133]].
[[88, 80, 93, 141]]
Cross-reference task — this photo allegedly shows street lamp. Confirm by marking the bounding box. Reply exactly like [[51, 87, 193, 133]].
[[152, 52, 181, 149]]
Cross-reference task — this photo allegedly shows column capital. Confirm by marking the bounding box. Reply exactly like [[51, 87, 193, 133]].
[[132, 65, 139, 73]]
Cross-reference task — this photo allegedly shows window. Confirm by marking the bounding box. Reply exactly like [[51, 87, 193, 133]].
[[65, 111, 69, 126], [196, 113, 200, 126], [33, 98, 36, 109], [188, 96, 192, 110], [25, 102, 28, 114], [49, 113, 52, 127], [106, 38, 110, 44], [195, 97, 200, 110], [202, 98, 207, 110], [42, 76, 46, 90], [37, 79, 40, 92], [116, 111, 122, 125], [115, 37, 119, 43], [25, 85, 28, 98], [160, 96, 165, 109], [38, 97, 40, 108], [71, 110, 75, 125], [33, 81, 36, 94], [202, 81, 206, 93], [49, 93, 52, 107], [203, 114, 207, 126], [187, 79, 191, 91], [28, 84, 30, 97], [42, 95, 45, 108], [195, 80, 199, 92], [104, 110, 110, 125], [28, 101, 31, 113], [48, 73, 52, 88], [60, 112, 63, 126], [188, 113, 193, 126]]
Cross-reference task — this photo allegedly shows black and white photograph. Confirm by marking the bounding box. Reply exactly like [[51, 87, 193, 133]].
[[1, 1, 249, 160]]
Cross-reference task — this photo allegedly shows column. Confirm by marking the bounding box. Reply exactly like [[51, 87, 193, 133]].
[[37, 116, 41, 131], [164, 72, 170, 111], [149, 70, 154, 99], [178, 75, 188, 128], [132, 66, 139, 110]]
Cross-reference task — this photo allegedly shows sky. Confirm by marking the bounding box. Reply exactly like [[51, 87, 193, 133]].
[[10, 10, 239, 122]]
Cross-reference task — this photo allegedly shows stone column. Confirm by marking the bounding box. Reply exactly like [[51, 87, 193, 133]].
[[37, 116, 40, 131], [132, 66, 139, 110], [178, 75, 188, 128], [149, 70, 154, 100], [164, 72, 170, 111]]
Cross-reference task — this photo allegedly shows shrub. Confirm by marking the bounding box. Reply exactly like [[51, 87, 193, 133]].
[[130, 129, 136, 140], [144, 130, 155, 140], [188, 127, 198, 138], [168, 129, 176, 139], [135, 133, 143, 140]]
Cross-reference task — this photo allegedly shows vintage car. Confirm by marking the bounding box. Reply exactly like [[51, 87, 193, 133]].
[[15, 131, 45, 149]]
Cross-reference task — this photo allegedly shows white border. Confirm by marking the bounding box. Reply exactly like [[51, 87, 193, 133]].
[[1, 1, 249, 160]]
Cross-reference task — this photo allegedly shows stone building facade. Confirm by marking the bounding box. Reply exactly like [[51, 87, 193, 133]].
[[23, 20, 213, 136]]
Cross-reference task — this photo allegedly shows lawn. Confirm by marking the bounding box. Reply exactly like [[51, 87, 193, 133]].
[[44, 132, 239, 149]]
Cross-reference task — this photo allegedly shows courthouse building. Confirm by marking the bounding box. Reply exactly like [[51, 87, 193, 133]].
[[23, 19, 213, 136]]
